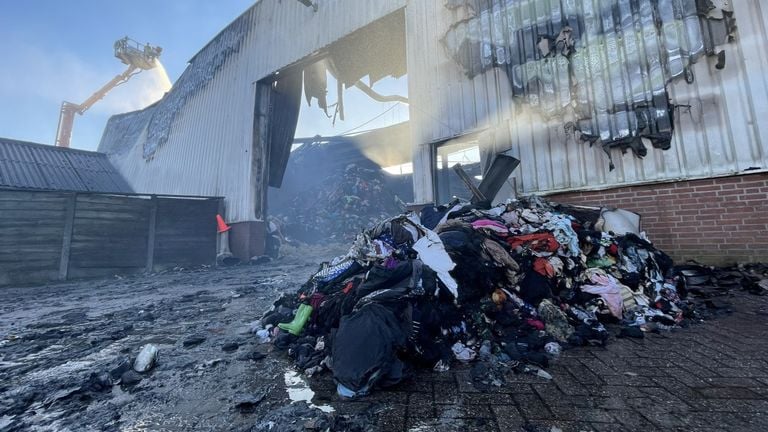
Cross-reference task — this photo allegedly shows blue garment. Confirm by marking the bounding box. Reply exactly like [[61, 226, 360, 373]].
[[337, 383, 369, 398], [313, 259, 355, 283], [544, 215, 581, 258]]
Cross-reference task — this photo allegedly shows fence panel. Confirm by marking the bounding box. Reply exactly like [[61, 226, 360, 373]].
[[0, 189, 221, 286]]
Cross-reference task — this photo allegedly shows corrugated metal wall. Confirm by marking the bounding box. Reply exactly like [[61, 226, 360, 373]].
[[100, 0, 406, 223], [407, 0, 768, 202]]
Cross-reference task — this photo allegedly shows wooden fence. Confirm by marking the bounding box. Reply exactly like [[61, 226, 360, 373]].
[[0, 189, 222, 287]]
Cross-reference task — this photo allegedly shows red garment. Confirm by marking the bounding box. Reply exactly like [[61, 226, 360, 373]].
[[526, 319, 545, 330], [533, 257, 555, 278], [507, 233, 560, 253], [608, 243, 619, 256], [342, 281, 355, 294], [309, 293, 325, 310]]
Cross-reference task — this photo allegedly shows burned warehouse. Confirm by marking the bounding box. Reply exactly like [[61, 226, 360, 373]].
[[2, 1, 768, 431], [95, 0, 768, 265]]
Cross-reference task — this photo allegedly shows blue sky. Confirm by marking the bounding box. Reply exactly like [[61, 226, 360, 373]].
[[0, 1, 408, 151]]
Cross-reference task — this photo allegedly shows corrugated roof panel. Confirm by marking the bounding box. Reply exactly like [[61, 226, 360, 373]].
[[65, 150, 133, 193], [0, 140, 49, 190], [29, 143, 83, 190], [0, 137, 132, 193]]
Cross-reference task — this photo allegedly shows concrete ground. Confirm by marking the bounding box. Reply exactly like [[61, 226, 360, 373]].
[[1, 246, 767, 432]]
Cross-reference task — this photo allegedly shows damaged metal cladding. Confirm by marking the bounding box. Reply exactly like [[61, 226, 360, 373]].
[[442, 0, 737, 169], [141, 12, 254, 159], [301, 10, 407, 123]]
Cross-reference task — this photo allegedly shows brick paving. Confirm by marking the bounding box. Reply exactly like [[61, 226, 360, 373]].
[[310, 292, 768, 431]]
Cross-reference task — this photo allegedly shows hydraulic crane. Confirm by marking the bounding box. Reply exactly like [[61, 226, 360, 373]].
[[55, 37, 163, 148]]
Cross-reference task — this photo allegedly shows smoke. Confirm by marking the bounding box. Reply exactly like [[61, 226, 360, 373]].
[[0, 41, 171, 115], [92, 60, 172, 114]]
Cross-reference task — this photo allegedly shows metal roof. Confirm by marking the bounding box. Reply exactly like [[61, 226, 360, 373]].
[[0, 138, 132, 193]]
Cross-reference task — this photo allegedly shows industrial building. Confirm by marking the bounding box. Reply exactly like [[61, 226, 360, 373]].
[[98, 0, 768, 264]]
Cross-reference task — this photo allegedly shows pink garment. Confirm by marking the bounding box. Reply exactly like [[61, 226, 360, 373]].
[[526, 319, 545, 330], [471, 219, 509, 235], [581, 272, 623, 318]]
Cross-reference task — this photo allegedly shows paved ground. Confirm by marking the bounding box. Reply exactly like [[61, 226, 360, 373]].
[[313, 291, 768, 432], [1, 246, 767, 431]]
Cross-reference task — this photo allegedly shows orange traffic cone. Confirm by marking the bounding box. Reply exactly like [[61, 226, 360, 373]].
[[216, 214, 231, 233]]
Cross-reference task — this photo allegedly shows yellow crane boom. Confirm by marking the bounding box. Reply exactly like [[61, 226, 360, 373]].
[[55, 37, 162, 148]]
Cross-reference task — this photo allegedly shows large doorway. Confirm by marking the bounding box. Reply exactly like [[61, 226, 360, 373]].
[[263, 9, 412, 244]]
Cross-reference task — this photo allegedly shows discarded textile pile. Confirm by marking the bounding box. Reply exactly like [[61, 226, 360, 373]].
[[260, 196, 722, 397], [273, 164, 405, 243]]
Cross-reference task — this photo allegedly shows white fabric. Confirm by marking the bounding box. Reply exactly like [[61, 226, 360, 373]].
[[412, 228, 459, 298], [451, 342, 476, 361]]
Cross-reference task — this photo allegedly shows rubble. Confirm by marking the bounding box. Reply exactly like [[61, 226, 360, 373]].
[[233, 386, 270, 412], [182, 334, 207, 348], [222, 342, 240, 352], [0, 228, 765, 430], [272, 163, 407, 244], [133, 344, 158, 373], [263, 195, 765, 398]]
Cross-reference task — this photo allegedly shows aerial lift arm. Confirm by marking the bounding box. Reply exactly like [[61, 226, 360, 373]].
[[55, 37, 162, 148], [55, 65, 138, 148]]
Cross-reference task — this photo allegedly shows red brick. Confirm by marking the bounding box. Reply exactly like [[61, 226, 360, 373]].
[[698, 209, 724, 217], [695, 225, 723, 232], [716, 189, 743, 197], [697, 193, 717, 200], [676, 198, 700, 205], [694, 185, 721, 192], [718, 176, 743, 184], [703, 202, 724, 209], [675, 210, 699, 216], [677, 204, 701, 211], [690, 179, 716, 186], [722, 201, 750, 209], [546, 173, 767, 264], [652, 222, 677, 230]]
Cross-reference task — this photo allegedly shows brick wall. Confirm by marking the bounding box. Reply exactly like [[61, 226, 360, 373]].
[[547, 172, 768, 266]]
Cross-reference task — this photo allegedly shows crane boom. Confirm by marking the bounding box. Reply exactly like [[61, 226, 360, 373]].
[[55, 65, 138, 148], [55, 37, 162, 148]]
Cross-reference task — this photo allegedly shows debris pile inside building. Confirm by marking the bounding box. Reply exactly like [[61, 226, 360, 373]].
[[273, 163, 406, 244], [259, 195, 763, 398]]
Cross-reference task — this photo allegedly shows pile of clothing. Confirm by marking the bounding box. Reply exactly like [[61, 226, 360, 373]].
[[259, 196, 716, 397], [273, 164, 405, 243]]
